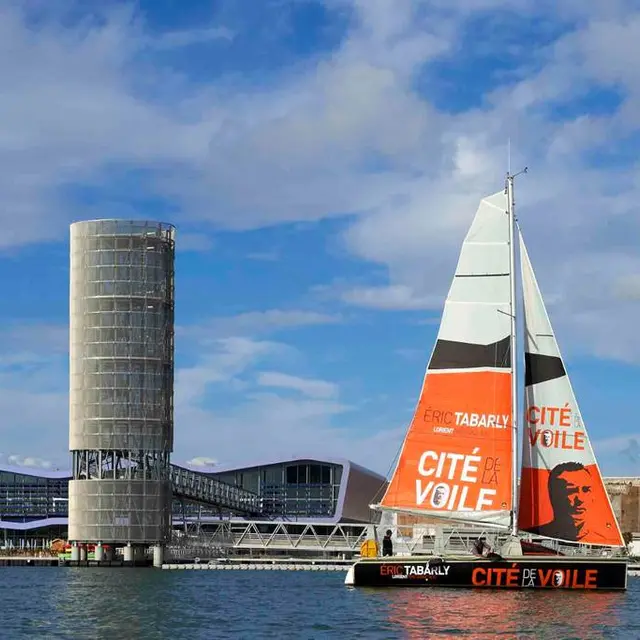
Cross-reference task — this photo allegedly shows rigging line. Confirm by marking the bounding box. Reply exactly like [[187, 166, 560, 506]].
[[370, 437, 403, 506]]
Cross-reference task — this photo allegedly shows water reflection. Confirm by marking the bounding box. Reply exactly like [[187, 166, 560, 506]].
[[384, 587, 623, 639], [48, 568, 183, 639], [0, 567, 635, 639]]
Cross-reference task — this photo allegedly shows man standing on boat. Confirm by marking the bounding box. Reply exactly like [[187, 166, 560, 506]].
[[531, 461, 608, 543], [382, 530, 393, 557]]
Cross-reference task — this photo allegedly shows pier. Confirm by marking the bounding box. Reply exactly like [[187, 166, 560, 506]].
[[162, 558, 352, 571]]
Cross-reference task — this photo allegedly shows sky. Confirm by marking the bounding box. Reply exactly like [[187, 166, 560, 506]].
[[1, 0, 640, 477]]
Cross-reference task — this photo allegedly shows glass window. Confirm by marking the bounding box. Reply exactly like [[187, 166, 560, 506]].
[[286, 466, 297, 484], [99, 299, 114, 312], [100, 250, 115, 265], [309, 465, 322, 484], [263, 466, 282, 485], [100, 266, 115, 281]]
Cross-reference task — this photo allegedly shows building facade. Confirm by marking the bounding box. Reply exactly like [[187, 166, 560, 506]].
[[204, 457, 388, 523], [605, 477, 640, 536], [69, 220, 175, 552], [0, 457, 388, 548], [0, 465, 69, 548]]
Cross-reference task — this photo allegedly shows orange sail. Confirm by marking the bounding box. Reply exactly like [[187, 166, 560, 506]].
[[517, 231, 624, 546], [379, 192, 514, 528]]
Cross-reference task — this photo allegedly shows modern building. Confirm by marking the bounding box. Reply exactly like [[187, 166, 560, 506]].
[[69, 220, 176, 564], [0, 464, 69, 548], [199, 456, 388, 523], [0, 457, 388, 550]]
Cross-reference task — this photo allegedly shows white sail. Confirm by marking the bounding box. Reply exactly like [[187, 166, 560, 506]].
[[517, 229, 624, 547], [379, 191, 514, 529]]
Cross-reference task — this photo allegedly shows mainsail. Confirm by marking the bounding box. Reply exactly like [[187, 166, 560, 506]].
[[517, 230, 624, 547], [379, 191, 514, 528]]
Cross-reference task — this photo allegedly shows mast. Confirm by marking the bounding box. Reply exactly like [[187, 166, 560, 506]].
[[506, 168, 526, 536]]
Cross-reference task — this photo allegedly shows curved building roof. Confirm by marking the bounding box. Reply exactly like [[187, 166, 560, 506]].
[[0, 463, 71, 479], [182, 455, 387, 482], [0, 456, 388, 530]]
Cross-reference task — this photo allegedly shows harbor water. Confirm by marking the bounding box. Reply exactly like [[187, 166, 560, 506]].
[[1, 567, 639, 639]]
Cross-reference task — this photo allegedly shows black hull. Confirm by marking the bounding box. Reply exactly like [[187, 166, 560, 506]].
[[345, 556, 628, 591]]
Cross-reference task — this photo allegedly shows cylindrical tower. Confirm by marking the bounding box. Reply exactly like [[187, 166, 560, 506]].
[[68, 220, 175, 549]]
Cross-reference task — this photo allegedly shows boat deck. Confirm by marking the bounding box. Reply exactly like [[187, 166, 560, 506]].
[[358, 555, 628, 564]]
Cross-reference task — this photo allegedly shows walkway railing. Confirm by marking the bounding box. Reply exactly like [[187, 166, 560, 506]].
[[170, 521, 373, 555], [169, 466, 261, 515], [168, 520, 628, 558]]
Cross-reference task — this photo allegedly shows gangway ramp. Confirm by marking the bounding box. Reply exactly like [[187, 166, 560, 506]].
[[170, 465, 261, 515]]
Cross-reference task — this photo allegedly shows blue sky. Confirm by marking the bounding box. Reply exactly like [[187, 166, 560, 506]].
[[1, 0, 640, 476]]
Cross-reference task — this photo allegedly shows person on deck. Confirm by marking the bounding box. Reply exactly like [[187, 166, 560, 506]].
[[472, 537, 502, 560], [472, 537, 490, 557], [382, 530, 393, 557]]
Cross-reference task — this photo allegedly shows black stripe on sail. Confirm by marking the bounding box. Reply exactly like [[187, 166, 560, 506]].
[[429, 336, 511, 370], [525, 352, 566, 386]]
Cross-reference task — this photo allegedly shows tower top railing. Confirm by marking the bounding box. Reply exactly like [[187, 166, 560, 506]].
[[71, 220, 176, 240]]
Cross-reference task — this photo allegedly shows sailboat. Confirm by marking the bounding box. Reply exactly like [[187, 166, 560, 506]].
[[345, 173, 628, 591]]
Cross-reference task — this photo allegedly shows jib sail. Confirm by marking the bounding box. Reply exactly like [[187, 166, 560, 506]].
[[517, 230, 623, 547]]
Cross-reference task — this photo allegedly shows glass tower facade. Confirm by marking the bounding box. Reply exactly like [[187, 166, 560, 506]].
[[69, 220, 175, 545]]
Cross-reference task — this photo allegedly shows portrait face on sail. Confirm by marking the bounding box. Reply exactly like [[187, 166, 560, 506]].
[[537, 461, 598, 542], [431, 484, 447, 508], [551, 464, 594, 529]]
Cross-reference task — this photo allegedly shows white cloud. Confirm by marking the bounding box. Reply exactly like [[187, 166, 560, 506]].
[[185, 456, 219, 468], [7, 454, 52, 469], [0, 387, 68, 467], [0, 324, 69, 467], [174, 389, 403, 474], [323, 1, 640, 367], [591, 435, 640, 477], [341, 284, 436, 310], [246, 251, 280, 262], [0, 312, 367, 471], [0, 0, 453, 244], [613, 275, 640, 302], [171, 312, 402, 472], [175, 337, 289, 405], [145, 26, 235, 50], [0, 323, 67, 356], [0, 2, 219, 248], [179, 309, 341, 342], [256, 371, 339, 399], [3, 0, 640, 472], [177, 233, 215, 252]]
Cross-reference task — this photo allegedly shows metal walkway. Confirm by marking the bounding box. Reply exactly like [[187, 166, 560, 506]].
[[167, 521, 626, 559], [169, 520, 374, 557], [170, 465, 261, 515]]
